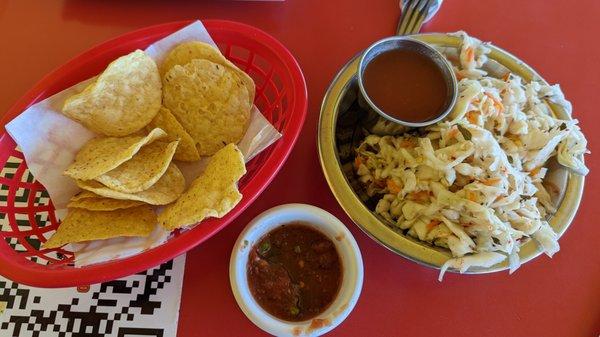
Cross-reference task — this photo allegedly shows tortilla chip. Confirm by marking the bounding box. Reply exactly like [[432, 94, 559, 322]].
[[147, 107, 200, 161], [69, 191, 99, 202], [158, 143, 246, 230], [163, 59, 251, 156], [62, 50, 162, 136], [94, 140, 178, 193], [77, 163, 185, 205], [68, 196, 145, 211], [160, 41, 255, 105], [69, 191, 144, 211], [42, 206, 156, 249], [64, 128, 166, 180]]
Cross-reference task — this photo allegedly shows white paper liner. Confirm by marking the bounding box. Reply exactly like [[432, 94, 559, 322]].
[[5, 20, 281, 267], [66, 225, 171, 267]]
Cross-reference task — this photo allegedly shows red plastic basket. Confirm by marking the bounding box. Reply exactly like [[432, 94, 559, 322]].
[[0, 20, 307, 287]]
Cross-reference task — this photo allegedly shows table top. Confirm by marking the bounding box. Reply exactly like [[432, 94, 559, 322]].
[[1, 1, 598, 336]]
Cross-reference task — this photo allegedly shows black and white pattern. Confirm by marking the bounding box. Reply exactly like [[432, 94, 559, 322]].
[[0, 156, 23, 182], [0, 255, 185, 337]]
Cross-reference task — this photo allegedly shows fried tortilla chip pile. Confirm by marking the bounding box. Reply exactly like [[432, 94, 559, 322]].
[[44, 43, 253, 249], [162, 41, 254, 156]]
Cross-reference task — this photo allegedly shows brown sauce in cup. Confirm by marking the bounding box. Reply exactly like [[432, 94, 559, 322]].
[[247, 223, 342, 322], [363, 48, 448, 123]]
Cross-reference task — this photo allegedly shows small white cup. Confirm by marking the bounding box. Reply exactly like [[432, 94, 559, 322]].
[[229, 204, 364, 337]]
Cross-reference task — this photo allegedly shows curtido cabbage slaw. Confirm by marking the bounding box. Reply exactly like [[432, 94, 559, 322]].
[[354, 32, 589, 280]]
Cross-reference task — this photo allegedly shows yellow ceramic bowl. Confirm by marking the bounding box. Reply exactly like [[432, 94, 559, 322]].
[[318, 33, 585, 274]]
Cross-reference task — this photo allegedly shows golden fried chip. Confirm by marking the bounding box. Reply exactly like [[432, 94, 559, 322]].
[[62, 50, 162, 136], [70, 191, 98, 202], [94, 140, 178, 193], [147, 107, 199, 162], [158, 143, 246, 230], [160, 41, 255, 105], [163, 59, 252, 156], [42, 206, 156, 249], [77, 163, 185, 205], [68, 196, 145, 211], [64, 128, 166, 180]]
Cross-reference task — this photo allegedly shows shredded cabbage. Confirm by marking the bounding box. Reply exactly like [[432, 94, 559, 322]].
[[355, 32, 589, 280]]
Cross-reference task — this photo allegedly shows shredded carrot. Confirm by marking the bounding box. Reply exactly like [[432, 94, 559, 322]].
[[466, 190, 477, 202], [386, 179, 402, 194], [481, 177, 501, 186], [465, 47, 475, 62], [446, 55, 460, 63], [502, 72, 511, 82], [408, 191, 430, 203], [399, 138, 416, 148], [496, 102, 505, 114], [455, 69, 465, 80], [484, 92, 501, 103], [354, 156, 362, 170], [447, 126, 460, 139], [466, 111, 479, 124], [529, 166, 542, 177], [426, 220, 441, 232], [484, 92, 504, 114]]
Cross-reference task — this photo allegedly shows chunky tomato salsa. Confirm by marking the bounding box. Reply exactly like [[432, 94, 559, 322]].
[[247, 223, 342, 321]]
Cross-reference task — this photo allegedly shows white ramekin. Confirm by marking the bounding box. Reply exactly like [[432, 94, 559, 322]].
[[229, 204, 364, 337]]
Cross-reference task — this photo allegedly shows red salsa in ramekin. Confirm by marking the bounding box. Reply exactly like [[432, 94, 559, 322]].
[[247, 223, 342, 322]]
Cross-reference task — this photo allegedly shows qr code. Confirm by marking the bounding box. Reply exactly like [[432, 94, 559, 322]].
[[0, 255, 185, 337]]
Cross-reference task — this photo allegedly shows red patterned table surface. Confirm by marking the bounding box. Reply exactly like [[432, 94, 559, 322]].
[[0, 1, 598, 336]]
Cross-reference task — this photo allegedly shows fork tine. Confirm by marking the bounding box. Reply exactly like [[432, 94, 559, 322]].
[[406, 0, 433, 35], [397, 0, 420, 36], [400, 0, 427, 35], [405, 0, 430, 35], [397, 0, 412, 36], [398, 0, 434, 35]]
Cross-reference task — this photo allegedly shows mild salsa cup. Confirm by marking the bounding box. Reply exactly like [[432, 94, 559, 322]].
[[358, 36, 458, 128]]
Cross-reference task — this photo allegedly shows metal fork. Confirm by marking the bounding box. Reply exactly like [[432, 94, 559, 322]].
[[397, 0, 435, 36]]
